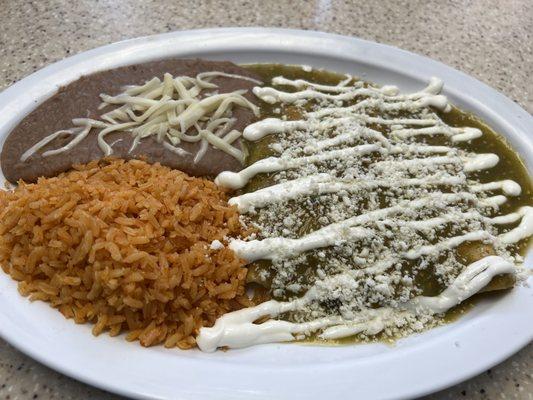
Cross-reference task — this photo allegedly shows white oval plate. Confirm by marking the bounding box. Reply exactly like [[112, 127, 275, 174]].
[[0, 28, 531, 400]]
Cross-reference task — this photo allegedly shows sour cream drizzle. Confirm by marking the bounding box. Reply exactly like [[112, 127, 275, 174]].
[[200, 75, 532, 351], [197, 256, 515, 351], [230, 192, 475, 261], [215, 144, 381, 190], [229, 174, 466, 213], [245, 118, 482, 144], [217, 152, 499, 190]]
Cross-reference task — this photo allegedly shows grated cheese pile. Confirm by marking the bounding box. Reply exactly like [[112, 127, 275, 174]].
[[21, 72, 262, 164]]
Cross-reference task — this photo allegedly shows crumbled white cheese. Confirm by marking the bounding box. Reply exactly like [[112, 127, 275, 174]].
[[228, 74, 526, 343], [209, 240, 224, 250]]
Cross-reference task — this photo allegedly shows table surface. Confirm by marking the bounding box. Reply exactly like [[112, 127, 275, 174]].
[[0, 1, 531, 399]]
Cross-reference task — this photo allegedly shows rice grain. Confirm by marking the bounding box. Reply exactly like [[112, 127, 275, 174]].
[[0, 158, 250, 348]]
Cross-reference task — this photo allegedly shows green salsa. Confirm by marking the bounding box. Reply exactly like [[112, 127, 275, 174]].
[[240, 64, 532, 343]]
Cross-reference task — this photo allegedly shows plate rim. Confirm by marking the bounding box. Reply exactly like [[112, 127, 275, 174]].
[[0, 27, 531, 400]]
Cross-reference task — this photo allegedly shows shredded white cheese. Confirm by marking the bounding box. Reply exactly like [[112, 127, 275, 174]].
[[21, 71, 262, 163]]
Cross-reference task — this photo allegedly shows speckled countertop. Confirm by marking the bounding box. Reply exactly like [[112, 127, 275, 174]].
[[0, 1, 531, 399]]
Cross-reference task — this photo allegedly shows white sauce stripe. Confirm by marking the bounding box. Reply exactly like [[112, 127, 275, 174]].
[[253, 77, 451, 112], [197, 256, 515, 351], [201, 73, 532, 352], [230, 226, 371, 262], [215, 144, 381, 190], [392, 126, 482, 143], [499, 206, 533, 244], [230, 174, 465, 213], [404, 256, 515, 314], [471, 180, 522, 196], [403, 230, 492, 259], [463, 153, 500, 172], [243, 118, 307, 141], [230, 193, 475, 261]]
